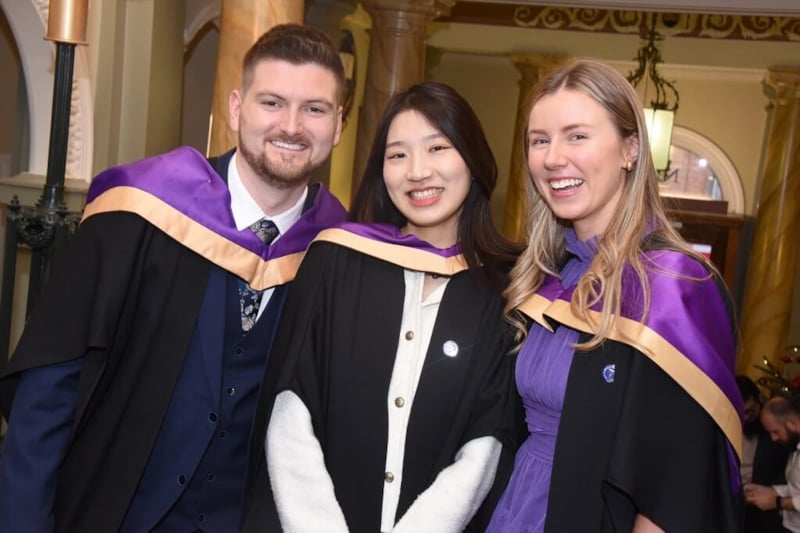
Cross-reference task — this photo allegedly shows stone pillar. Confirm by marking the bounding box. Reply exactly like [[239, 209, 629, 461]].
[[326, 5, 371, 209], [503, 53, 569, 241], [207, 0, 304, 157], [350, 0, 453, 199], [739, 68, 800, 379]]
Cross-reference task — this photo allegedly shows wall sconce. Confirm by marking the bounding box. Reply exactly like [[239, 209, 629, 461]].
[[627, 15, 680, 181]]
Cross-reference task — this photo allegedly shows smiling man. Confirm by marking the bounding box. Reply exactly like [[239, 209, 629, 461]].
[[0, 24, 346, 533]]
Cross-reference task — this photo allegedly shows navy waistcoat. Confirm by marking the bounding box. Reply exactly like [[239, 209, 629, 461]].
[[122, 267, 287, 532]]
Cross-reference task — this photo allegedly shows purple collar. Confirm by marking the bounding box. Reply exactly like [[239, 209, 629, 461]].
[[335, 222, 463, 258], [86, 146, 346, 260]]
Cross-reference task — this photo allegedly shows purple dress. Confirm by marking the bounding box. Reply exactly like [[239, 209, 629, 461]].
[[486, 230, 596, 533]]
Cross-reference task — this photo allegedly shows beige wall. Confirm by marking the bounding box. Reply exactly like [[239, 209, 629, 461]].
[[428, 52, 520, 224]]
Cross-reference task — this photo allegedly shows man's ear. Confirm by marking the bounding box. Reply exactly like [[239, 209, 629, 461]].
[[229, 89, 242, 133], [787, 415, 800, 434], [333, 105, 343, 147]]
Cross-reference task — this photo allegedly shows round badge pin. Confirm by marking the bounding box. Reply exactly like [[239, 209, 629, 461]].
[[443, 340, 459, 357]]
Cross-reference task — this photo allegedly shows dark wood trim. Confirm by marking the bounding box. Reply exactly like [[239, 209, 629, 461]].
[[666, 209, 744, 289]]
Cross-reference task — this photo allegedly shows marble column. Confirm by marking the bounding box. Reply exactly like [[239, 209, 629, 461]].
[[327, 5, 372, 209], [207, 0, 304, 157], [739, 68, 800, 379], [503, 53, 569, 241], [350, 0, 453, 199]]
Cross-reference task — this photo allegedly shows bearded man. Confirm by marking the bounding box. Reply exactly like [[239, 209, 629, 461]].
[[738, 376, 791, 533], [745, 395, 800, 533], [0, 24, 346, 533]]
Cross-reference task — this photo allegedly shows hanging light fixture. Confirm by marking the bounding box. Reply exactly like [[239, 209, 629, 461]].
[[626, 14, 680, 181]]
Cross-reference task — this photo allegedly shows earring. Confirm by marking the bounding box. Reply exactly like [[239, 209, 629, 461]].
[[625, 161, 633, 172]]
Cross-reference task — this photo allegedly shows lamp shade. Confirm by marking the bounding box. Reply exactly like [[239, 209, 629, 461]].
[[46, 0, 89, 44], [644, 107, 674, 171]]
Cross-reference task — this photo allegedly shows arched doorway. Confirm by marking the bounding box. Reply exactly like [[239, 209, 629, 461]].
[[660, 126, 745, 214]]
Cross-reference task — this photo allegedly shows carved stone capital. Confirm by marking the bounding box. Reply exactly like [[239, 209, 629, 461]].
[[764, 68, 800, 104]]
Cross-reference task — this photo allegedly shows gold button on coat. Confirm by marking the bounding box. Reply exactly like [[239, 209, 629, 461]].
[[394, 397, 405, 407], [385, 472, 395, 483], [405, 331, 414, 340]]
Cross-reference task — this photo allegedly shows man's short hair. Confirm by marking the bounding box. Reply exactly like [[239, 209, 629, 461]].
[[764, 395, 800, 422], [736, 375, 760, 403], [241, 23, 345, 100]]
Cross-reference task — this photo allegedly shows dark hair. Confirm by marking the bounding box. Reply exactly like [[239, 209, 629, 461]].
[[350, 81, 522, 286], [736, 375, 760, 403], [241, 24, 345, 100]]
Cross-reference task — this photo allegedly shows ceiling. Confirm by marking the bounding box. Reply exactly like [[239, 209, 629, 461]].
[[429, 2, 800, 71]]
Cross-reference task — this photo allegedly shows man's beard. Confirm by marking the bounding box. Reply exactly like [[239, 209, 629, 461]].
[[239, 134, 316, 190], [786, 430, 800, 450]]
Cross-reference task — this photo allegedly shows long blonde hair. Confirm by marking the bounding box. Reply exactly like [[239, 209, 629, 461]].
[[505, 59, 705, 349]]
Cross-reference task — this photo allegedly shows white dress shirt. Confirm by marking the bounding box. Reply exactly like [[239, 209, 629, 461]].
[[774, 443, 800, 532], [741, 433, 758, 484], [227, 153, 306, 319]]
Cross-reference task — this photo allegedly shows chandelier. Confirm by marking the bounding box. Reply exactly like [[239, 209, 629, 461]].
[[626, 15, 680, 181]]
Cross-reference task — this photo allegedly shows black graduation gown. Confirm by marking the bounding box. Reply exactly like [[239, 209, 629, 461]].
[[0, 210, 214, 530], [545, 334, 743, 532], [510, 242, 743, 532], [246, 238, 520, 533]]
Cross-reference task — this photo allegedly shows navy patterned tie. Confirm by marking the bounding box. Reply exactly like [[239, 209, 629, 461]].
[[239, 218, 279, 332]]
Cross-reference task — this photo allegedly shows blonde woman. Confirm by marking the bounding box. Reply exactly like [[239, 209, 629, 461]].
[[486, 60, 742, 532]]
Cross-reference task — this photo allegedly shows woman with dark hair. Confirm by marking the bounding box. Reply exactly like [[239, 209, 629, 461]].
[[264, 81, 522, 532], [486, 60, 742, 532]]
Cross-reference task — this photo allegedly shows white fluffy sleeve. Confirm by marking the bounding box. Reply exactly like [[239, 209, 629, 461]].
[[266, 390, 349, 533], [390, 435, 501, 533]]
